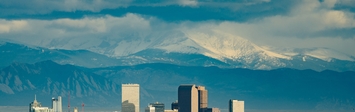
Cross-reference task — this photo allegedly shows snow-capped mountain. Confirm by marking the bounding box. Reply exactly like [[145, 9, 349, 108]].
[[1, 30, 354, 71]]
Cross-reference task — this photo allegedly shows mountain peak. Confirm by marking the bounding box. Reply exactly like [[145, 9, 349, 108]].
[[184, 31, 292, 60], [1, 34, 355, 71]]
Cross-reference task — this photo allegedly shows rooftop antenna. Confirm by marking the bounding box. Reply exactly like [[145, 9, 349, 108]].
[[82, 103, 84, 112], [68, 91, 70, 112]]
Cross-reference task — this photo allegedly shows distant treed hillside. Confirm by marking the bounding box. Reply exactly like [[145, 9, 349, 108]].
[[0, 61, 120, 107]]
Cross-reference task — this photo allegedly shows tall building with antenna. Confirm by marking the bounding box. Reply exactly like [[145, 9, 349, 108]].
[[122, 84, 140, 112], [29, 95, 41, 112], [68, 91, 70, 112], [29, 95, 53, 112], [52, 96, 62, 112]]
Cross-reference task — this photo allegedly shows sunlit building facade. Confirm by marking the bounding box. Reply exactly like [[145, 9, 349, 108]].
[[150, 102, 164, 112], [197, 86, 208, 112], [122, 84, 140, 112], [229, 100, 244, 112], [73, 107, 78, 112], [29, 95, 54, 112], [178, 84, 198, 112], [204, 108, 220, 112], [52, 96, 62, 112], [145, 105, 155, 112], [164, 109, 178, 112]]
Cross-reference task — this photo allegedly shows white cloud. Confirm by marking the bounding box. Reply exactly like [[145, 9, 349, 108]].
[[208, 0, 355, 38], [178, 0, 198, 6], [0, 0, 354, 56], [178, 0, 355, 55], [0, 13, 153, 43], [0, 20, 28, 33]]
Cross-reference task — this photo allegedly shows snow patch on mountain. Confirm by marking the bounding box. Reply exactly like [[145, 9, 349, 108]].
[[112, 40, 152, 56], [268, 47, 355, 62], [257, 46, 292, 60], [184, 30, 292, 61], [304, 48, 354, 62], [154, 33, 205, 54]]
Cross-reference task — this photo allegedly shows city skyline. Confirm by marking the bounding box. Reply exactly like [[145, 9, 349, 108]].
[[1, 1, 354, 111], [29, 95, 63, 112], [26, 84, 243, 112]]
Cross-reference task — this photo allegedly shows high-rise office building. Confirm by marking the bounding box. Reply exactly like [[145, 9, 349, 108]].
[[145, 105, 155, 112], [52, 96, 62, 112], [196, 86, 208, 112], [171, 101, 178, 110], [178, 84, 198, 112], [229, 100, 244, 112], [205, 108, 220, 112], [150, 102, 164, 112], [122, 84, 140, 112], [73, 107, 78, 112], [29, 95, 53, 112], [164, 109, 178, 112], [29, 95, 41, 112]]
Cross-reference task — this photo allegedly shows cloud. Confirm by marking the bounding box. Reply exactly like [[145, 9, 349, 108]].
[[0, 0, 132, 15], [0, 20, 28, 33], [0, 13, 154, 45], [178, 0, 355, 55], [0, 0, 354, 56], [202, 0, 355, 39], [0, 0, 290, 17], [178, 0, 198, 6]]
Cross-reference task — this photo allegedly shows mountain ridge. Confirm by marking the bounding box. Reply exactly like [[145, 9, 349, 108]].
[[1, 40, 355, 72], [0, 60, 121, 107]]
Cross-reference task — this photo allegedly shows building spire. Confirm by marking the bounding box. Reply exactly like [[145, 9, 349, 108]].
[[34, 94, 37, 101]]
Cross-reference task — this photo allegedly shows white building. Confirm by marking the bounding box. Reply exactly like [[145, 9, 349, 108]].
[[122, 84, 140, 112], [29, 95, 54, 112], [145, 105, 155, 112], [164, 109, 178, 112], [73, 107, 78, 112], [229, 100, 244, 112], [52, 96, 62, 112], [32, 107, 53, 112]]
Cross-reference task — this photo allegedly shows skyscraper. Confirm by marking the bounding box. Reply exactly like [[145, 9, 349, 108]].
[[52, 96, 62, 112], [178, 84, 198, 112], [196, 86, 208, 112], [150, 102, 164, 112], [171, 101, 178, 110], [29, 95, 54, 112], [205, 108, 220, 112], [73, 107, 78, 112], [29, 95, 41, 112], [145, 105, 155, 112], [122, 84, 140, 112], [229, 100, 244, 112]]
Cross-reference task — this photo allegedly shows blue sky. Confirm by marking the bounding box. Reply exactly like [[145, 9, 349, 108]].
[[0, 0, 355, 56]]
